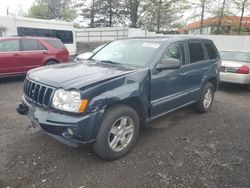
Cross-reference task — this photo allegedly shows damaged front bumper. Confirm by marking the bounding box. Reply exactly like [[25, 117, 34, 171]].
[[16, 96, 104, 147]]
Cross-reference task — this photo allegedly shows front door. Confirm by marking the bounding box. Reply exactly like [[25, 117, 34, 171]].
[[150, 42, 192, 117], [0, 39, 23, 75]]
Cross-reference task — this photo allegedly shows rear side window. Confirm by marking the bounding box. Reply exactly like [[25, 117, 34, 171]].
[[21, 39, 46, 51], [45, 39, 65, 49], [188, 43, 205, 63], [205, 43, 218, 60], [0, 40, 19, 52]]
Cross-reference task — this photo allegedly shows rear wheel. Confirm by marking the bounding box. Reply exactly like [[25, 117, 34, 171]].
[[45, 60, 58, 65], [194, 82, 215, 113], [93, 105, 139, 160]]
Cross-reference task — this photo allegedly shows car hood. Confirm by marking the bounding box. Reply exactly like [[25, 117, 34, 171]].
[[28, 61, 136, 89]]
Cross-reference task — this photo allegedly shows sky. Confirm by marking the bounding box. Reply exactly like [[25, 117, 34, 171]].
[[0, 0, 34, 16]]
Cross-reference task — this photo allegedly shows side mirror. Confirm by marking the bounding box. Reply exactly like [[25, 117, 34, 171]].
[[156, 58, 181, 70]]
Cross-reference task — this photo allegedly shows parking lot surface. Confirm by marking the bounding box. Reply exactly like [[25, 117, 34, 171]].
[[0, 77, 249, 188]]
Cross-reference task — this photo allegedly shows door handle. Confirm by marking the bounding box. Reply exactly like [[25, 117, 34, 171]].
[[202, 67, 209, 70], [13, 53, 20, 56], [42, 51, 48, 54]]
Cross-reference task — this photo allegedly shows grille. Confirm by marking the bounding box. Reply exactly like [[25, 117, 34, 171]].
[[23, 79, 54, 106]]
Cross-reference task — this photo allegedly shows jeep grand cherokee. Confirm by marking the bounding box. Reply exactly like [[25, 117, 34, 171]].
[[17, 37, 221, 160]]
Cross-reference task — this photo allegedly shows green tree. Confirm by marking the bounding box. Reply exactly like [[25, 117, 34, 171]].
[[78, 0, 129, 27], [27, 0, 76, 21], [28, 3, 49, 19], [142, 0, 189, 32], [232, 0, 250, 34], [210, 0, 232, 34]]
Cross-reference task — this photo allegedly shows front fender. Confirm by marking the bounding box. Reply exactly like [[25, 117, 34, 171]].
[[83, 69, 150, 118]]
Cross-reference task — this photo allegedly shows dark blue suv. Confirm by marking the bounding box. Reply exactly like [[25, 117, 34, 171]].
[[17, 37, 221, 160]]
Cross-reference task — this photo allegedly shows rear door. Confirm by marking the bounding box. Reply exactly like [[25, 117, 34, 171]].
[[150, 42, 192, 117], [0, 39, 23, 75], [20, 39, 48, 71], [184, 41, 208, 99]]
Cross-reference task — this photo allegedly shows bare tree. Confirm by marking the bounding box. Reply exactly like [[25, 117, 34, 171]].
[[143, 0, 189, 32], [187, 0, 214, 34], [232, 0, 250, 34], [216, 0, 227, 34], [129, 0, 140, 27]]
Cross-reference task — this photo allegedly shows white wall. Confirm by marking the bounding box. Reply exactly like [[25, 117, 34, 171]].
[[168, 34, 250, 51], [200, 35, 250, 52], [76, 27, 128, 42], [76, 27, 164, 42], [76, 27, 250, 52]]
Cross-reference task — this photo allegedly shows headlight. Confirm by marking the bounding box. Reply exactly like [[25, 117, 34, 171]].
[[52, 89, 88, 113]]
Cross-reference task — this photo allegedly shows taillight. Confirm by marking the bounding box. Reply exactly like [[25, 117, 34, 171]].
[[236, 65, 249, 74]]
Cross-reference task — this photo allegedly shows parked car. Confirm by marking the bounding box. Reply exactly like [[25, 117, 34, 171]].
[[0, 36, 69, 77], [74, 44, 105, 61], [220, 51, 250, 90], [17, 37, 221, 160]]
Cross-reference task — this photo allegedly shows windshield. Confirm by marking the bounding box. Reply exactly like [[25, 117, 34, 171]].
[[91, 40, 162, 67], [220, 51, 250, 63]]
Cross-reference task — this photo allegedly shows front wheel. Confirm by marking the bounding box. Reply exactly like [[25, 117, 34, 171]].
[[93, 105, 139, 160], [194, 82, 215, 113]]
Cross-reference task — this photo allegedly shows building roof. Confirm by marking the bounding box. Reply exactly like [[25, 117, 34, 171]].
[[186, 16, 250, 30]]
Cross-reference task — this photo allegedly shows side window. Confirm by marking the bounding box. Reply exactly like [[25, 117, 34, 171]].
[[188, 42, 205, 63], [21, 39, 46, 51], [37, 41, 47, 50], [161, 43, 185, 65], [17, 27, 73, 44], [0, 40, 19, 52], [204, 43, 218, 60]]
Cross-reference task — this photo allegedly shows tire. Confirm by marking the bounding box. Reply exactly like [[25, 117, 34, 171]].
[[93, 104, 140, 160], [45, 60, 58, 65], [194, 82, 215, 113]]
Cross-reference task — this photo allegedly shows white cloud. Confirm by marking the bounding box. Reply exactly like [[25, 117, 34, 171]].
[[0, 0, 34, 16]]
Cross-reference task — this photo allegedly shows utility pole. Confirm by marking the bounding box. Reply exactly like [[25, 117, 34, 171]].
[[200, 0, 205, 34], [90, 0, 95, 28], [157, 0, 162, 33], [109, 0, 112, 27], [6, 6, 9, 15]]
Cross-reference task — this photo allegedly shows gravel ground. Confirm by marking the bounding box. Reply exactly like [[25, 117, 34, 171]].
[[0, 76, 249, 188]]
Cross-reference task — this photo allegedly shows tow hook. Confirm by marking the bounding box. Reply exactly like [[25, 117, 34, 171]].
[[16, 103, 28, 115]]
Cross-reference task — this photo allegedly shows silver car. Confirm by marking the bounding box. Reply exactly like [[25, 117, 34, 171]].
[[74, 44, 105, 61], [220, 51, 250, 90]]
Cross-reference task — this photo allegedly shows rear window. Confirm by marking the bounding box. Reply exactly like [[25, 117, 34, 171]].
[[220, 51, 250, 62], [205, 43, 218, 60], [188, 43, 205, 63], [45, 39, 65, 49], [21, 39, 46, 51]]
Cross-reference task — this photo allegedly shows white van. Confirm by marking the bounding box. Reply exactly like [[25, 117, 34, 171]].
[[0, 16, 76, 56]]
